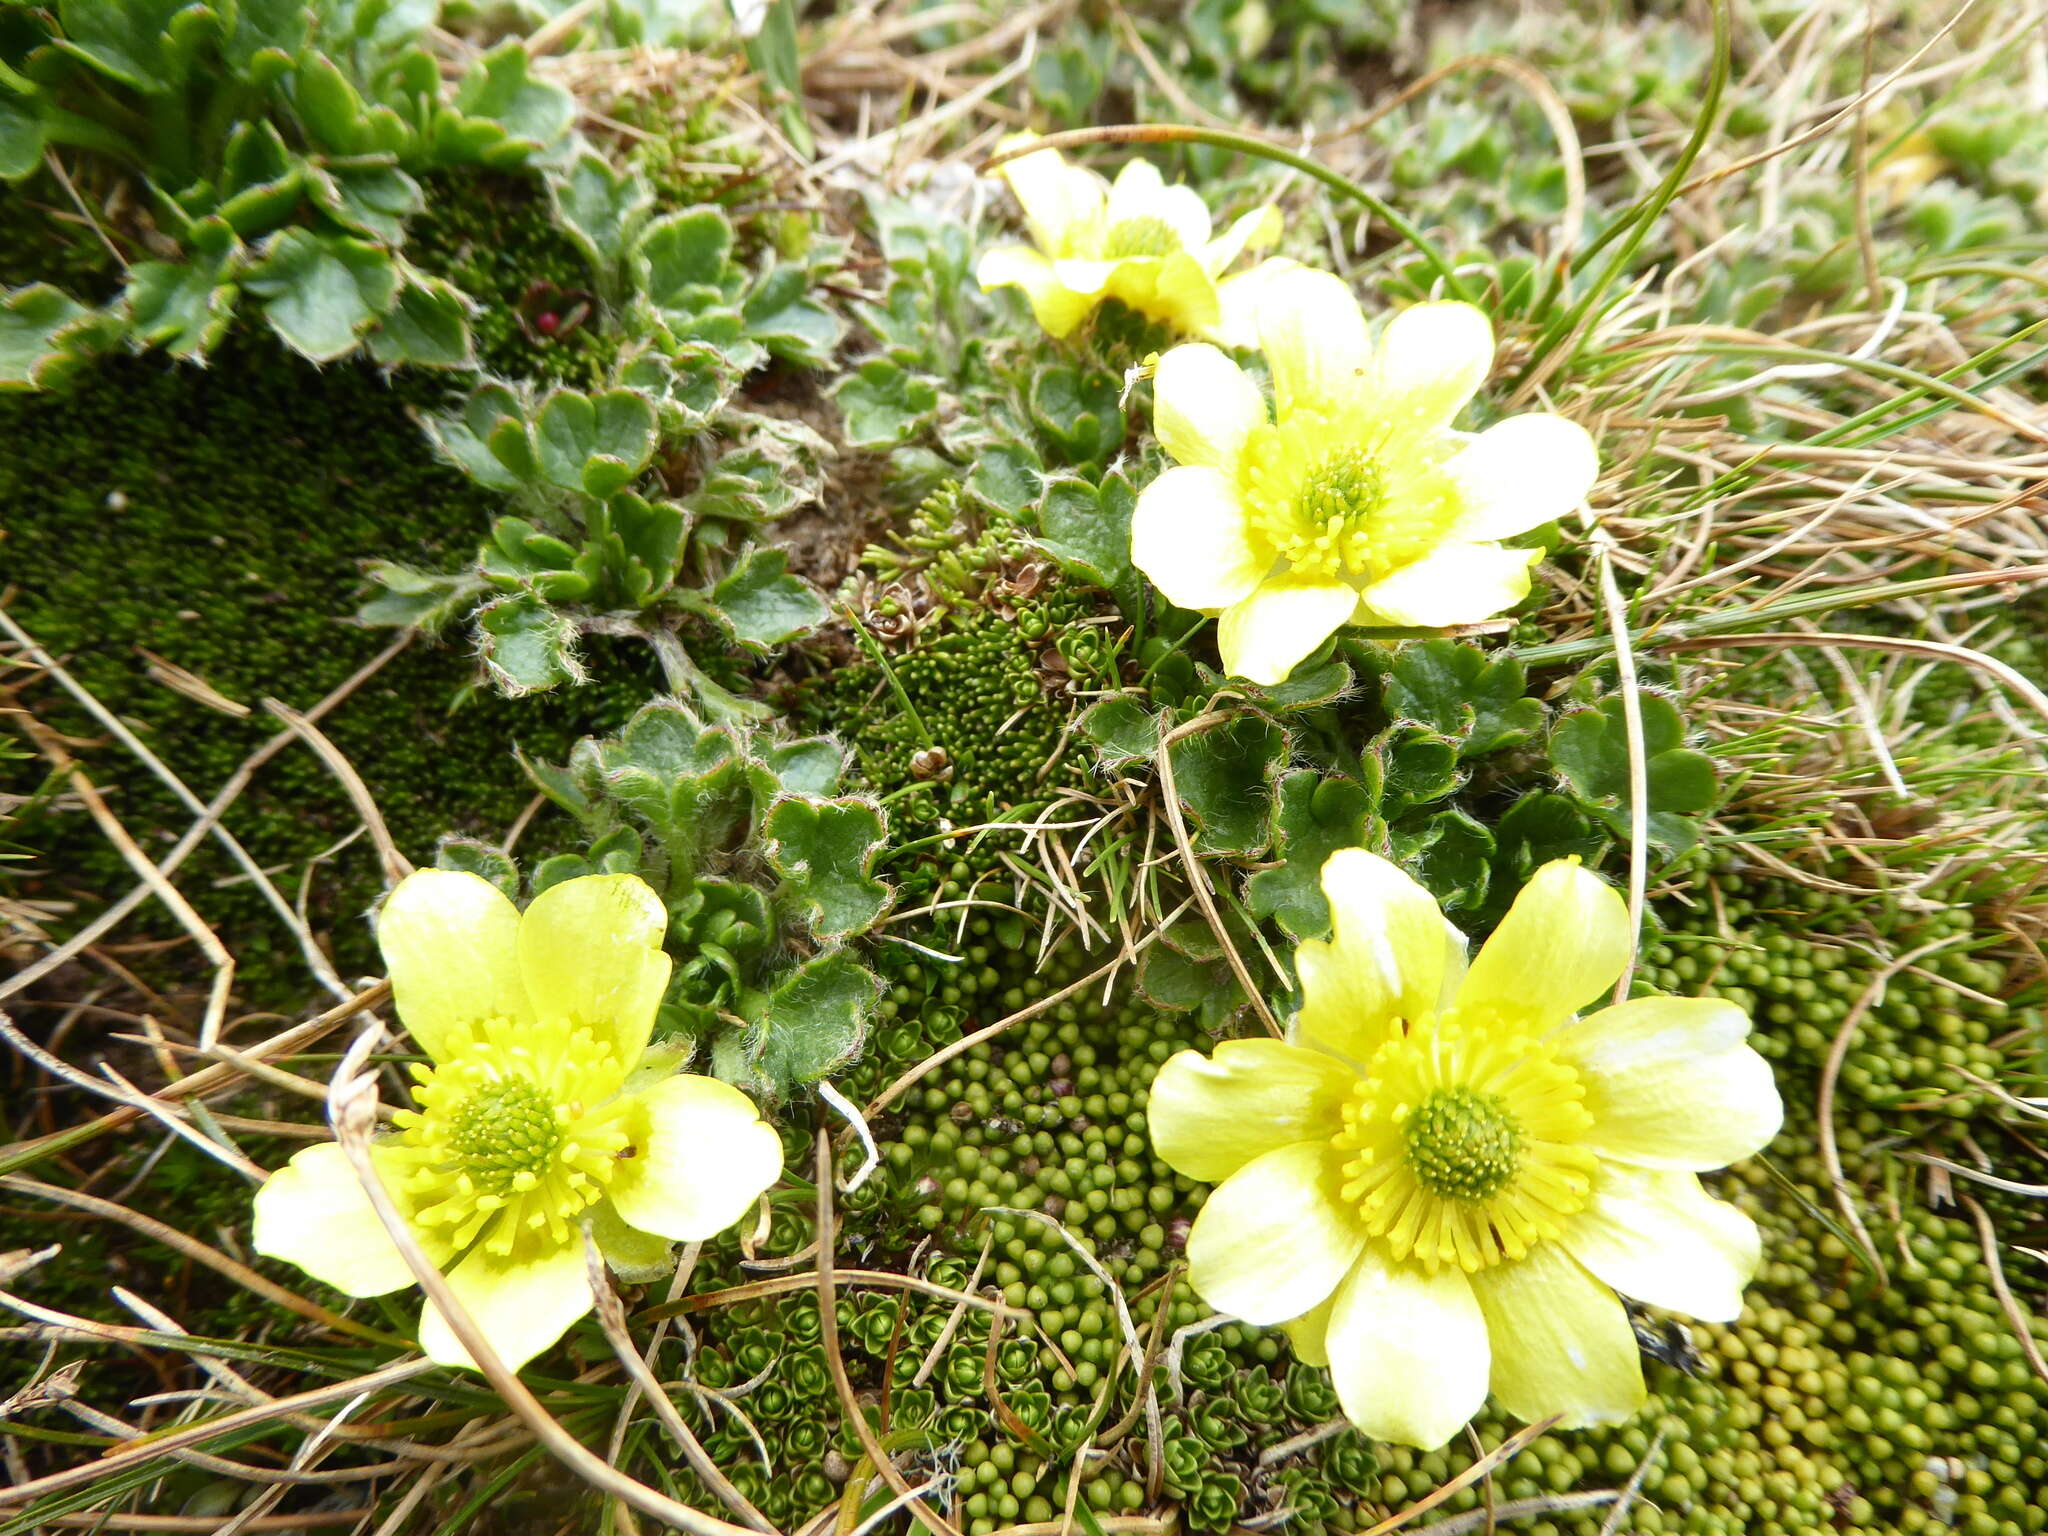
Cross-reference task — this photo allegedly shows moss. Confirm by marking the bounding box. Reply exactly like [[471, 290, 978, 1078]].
[[0, 330, 654, 1005], [404, 168, 624, 389]]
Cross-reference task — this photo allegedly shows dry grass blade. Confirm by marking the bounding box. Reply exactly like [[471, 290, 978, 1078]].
[[1959, 1194, 2048, 1386]]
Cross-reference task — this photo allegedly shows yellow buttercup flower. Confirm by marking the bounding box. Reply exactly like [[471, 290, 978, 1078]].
[[1147, 851, 1781, 1449], [1129, 266, 1600, 686], [253, 870, 782, 1372], [976, 132, 1287, 341]]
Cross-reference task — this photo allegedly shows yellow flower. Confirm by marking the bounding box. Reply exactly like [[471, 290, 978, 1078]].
[[1129, 266, 1600, 686], [1147, 851, 1781, 1449], [253, 870, 782, 1372], [976, 133, 1286, 341]]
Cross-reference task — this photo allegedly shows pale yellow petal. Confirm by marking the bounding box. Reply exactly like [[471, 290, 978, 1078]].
[[1217, 576, 1355, 686], [1052, 257, 1119, 296], [1326, 1247, 1489, 1449], [1199, 206, 1282, 280], [1282, 1289, 1336, 1367], [1255, 267, 1371, 419], [1563, 1165, 1761, 1322], [1152, 343, 1265, 474], [417, 1240, 592, 1373], [1554, 996, 1784, 1170], [252, 1141, 424, 1299], [1107, 157, 1209, 249], [1454, 858, 1630, 1031], [1294, 849, 1461, 1067], [1352, 541, 1540, 628], [1204, 256, 1300, 350], [1130, 464, 1265, 611], [1147, 1039, 1354, 1183], [378, 869, 528, 1062], [1470, 1242, 1645, 1428], [606, 1074, 784, 1241], [995, 134, 1104, 257], [977, 245, 1099, 338], [1371, 301, 1494, 433], [1445, 414, 1600, 541], [1124, 249, 1220, 335], [1185, 1141, 1363, 1326], [517, 873, 672, 1069]]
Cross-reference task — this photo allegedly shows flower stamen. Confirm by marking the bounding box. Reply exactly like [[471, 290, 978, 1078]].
[[1332, 1019, 1598, 1275]]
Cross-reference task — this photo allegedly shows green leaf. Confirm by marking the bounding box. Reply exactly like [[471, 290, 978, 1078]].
[[534, 387, 658, 498], [1079, 695, 1159, 763], [832, 356, 938, 448], [712, 548, 828, 649], [210, 121, 306, 238], [1486, 792, 1603, 916], [435, 837, 519, 898], [966, 441, 1043, 515], [608, 491, 686, 596], [1245, 770, 1379, 941], [517, 737, 609, 828], [0, 283, 115, 391], [549, 150, 653, 272], [0, 94, 47, 182], [600, 700, 754, 877], [1378, 726, 1461, 818], [475, 592, 584, 695], [1248, 655, 1352, 713], [744, 264, 842, 366], [1036, 474, 1133, 594], [1550, 694, 1717, 855], [1167, 714, 1287, 856], [1030, 364, 1123, 466], [293, 51, 407, 159], [764, 796, 891, 939], [1385, 641, 1545, 760], [312, 163, 424, 244], [422, 383, 528, 490], [365, 274, 474, 369], [124, 219, 240, 360], [446, 40, 574, 164], [639, 208, 735, 309], [1138, 941, 1224, 1013], [357, 561, 485, 631], [53, 0, 211, 93], [759, 738, 845, 798], [1396, 805, 1495, 914], [226, 0, 314, 83], [750, 951, 880, 1089], [243, 229, 399, 362]]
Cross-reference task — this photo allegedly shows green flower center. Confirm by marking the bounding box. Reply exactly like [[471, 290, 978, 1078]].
[[386, 1029, 634, 1258], [447, 1078, 564, 1194], [1241, 414, 1465, 586], [1402, 1087, 1522, 1203], [1102, 215, 1180, 259]]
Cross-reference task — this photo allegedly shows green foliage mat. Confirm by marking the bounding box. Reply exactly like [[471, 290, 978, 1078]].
[[4, 3, 2048, 1536]]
